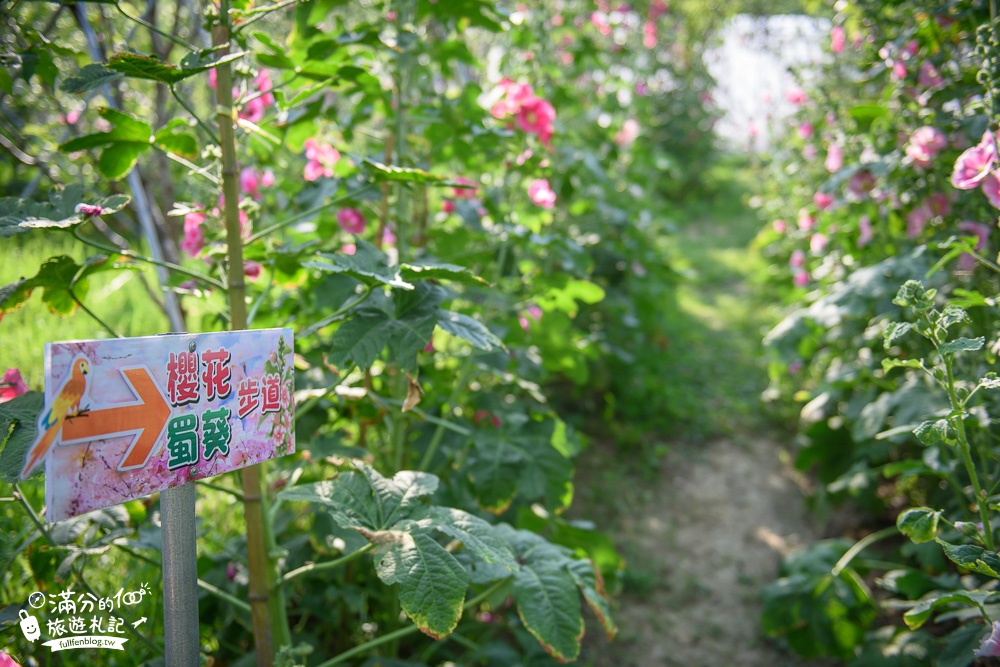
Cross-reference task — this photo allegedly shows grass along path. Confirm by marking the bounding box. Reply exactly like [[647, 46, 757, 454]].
[[575, 171, 826, 666]]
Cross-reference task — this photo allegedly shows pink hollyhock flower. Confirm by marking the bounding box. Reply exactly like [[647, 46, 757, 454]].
[[517, 96, 556, 147], [382, 225, 396, 245], [527, 179, 556, 208], [303, 138, 340, 181], [243, 261, 262, 280], [810, 233, 828, 253], [615, 119, 640, 147], [929, 192, 951, 216], [831, 25, 846, 53], [591, 12, 612, 36], [239, 94, 266, 124], [958, 221, 991, 271], [814, 191, 834, 210], [261, 170, 275, 187], [906, 203, 932, 238], [342, 243, 356, 255], [257, 69, 275, 107], [789, 249, 805, 268], [336, 208, 366, 234], [518, 305, 543, 331], [181, 210, 206, 256], [848, 170, 876, 198], [906, 126, 947, 167], [208, 68, 217, 89], [773, 219, 787, 233], [797, 208, 815, 230], [240, 168, 261, 199], [0, 369, 28, 403], [785, 87, 807, 104], [892, 61, 907, 80], [977, 621, 1000, 657], [453, 177, 478, 199], [442, 199, 455, 214], [797, 122, 813, 139], [953, 131, 998, 189], [793, 270, 809, 287], [240, 210, 251, 240], [824, 143, 843, 172], [858, 215, 873, 247], [635, 80, 650, 96], [981, 171, 1000, 209], [643, 21, 657, 49], [918, 60, 943, 89], [66, 109, 81, 124]]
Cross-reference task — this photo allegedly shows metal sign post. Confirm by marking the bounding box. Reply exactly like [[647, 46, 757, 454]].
[[161, 483, 200, 665]]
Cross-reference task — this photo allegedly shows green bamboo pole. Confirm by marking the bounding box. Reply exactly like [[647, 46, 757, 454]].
[[213, 4, 290, 662]]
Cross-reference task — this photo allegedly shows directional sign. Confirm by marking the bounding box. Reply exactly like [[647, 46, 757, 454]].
[[24, 329, 295, 521]]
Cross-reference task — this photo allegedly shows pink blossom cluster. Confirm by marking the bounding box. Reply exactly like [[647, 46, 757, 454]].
[[951, 130, 1000, 212], [336, 208, 366, 234], [528, 179, 557, 208], [303, 138, 340, 181], [442, 177, 479, 214], [0, 368, 28, 403], [490, 79, 556, 147], [210, 68, 275, 124], [905, 126, 947, 168]]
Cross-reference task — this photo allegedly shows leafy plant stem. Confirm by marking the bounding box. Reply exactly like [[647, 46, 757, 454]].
[[944, 356, 996, 550], [157, 146, 221, 185], [171, 85, 220, 146], [196, 479, 245, 501], [114, 1, 196, 51], [214, 2, 289, 658], [280, 543, 375, 585], [418, 355, 474, 471], [69, 287, 124, 338], [831, 525, 898, 577], [246, 185, 377, 245], [235, 0, 302, 30], [198, 578, 253, 614], [72, 226, 227, 290], [393, 0, 413, 264], [298, 286, 374, 339], [315, 577, 510, 667]]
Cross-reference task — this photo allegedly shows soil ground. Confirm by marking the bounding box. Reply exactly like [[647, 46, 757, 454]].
[[573, 178, 832, 666]]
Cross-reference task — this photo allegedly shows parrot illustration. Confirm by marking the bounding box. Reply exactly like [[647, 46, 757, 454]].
[[21, 356, 90, 478]]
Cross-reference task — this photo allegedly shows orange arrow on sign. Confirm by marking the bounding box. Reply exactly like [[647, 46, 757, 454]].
[[61, 366, 172, 471]]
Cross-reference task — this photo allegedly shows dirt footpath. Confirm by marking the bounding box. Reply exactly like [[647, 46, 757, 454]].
[[579, 435, 822, 667]]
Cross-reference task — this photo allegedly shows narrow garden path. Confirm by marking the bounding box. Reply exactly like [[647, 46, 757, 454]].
[[576, 176, 826, 666]]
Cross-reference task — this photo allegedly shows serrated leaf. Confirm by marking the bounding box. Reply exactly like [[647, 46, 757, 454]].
[[937, 539, 1000, 578], [940, 337, 985, 356], [938, 305, 969, 330], [883, 321, 914, 348], [105, 50, 245, 85], [327, 310, 394, 370], [59, 108, 152, 179], [0, 255, 105, 316], [426, 507, 518, 573], [399, 262, 488, 286], [437, 311, 503, 351], [98, 142, 148, 180], [306, 241, 413, 290], [913, 419, 950, 446], [362, 159, 449, 184], [61, 63, 123, 93], [897, 507, 942, 543], [903, 590, 994, 630], [566, 558, 616, 640], [0, 186, 130, 237], [0, 392, 44, 483], [375, 530, 468, 639], [513, 542, 584, 662]]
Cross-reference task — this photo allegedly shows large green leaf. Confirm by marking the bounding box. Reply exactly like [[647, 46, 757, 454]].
[[0, 255, 112, 316], [423, 507, 518, 573], [59, 108, 153, 180], [566, 558, 617, 640], [0, 392, 44, 483], [0, 185, 130, 237], [61, 63, 123, 93], [939, 337, 985, 356], [375, 531, 469, 639], [327, 310, 396, 370], [903, 590, 994, 630], [105, 50, 244, 85], [306, 241, 412, 290], [399, 262, 488, 286], [896, 507, 941, 544], [154, 124, 198, 158], [937, 539, 1000, 578], [437, 311, 503, 351]]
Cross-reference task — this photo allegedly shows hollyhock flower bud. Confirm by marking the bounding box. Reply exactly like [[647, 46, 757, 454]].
[[813, 191, 834, 210], [789, 249, 805, 268], [793, 270, 809, 287], [773, 219, 787, 233], [244, 261, 262, 280], [810, 233, 828, 253], [830, 25, 845, 53], [785, 86, 807, 104], [824, 143, 843, 172], [75, 203, 103, 217], [797, 122, 813, 139], [797, 209, 815, 230], [261, 170, 275, 187]]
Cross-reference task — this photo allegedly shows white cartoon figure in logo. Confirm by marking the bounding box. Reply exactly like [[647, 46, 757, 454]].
[[19, 609, 40, 642]]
